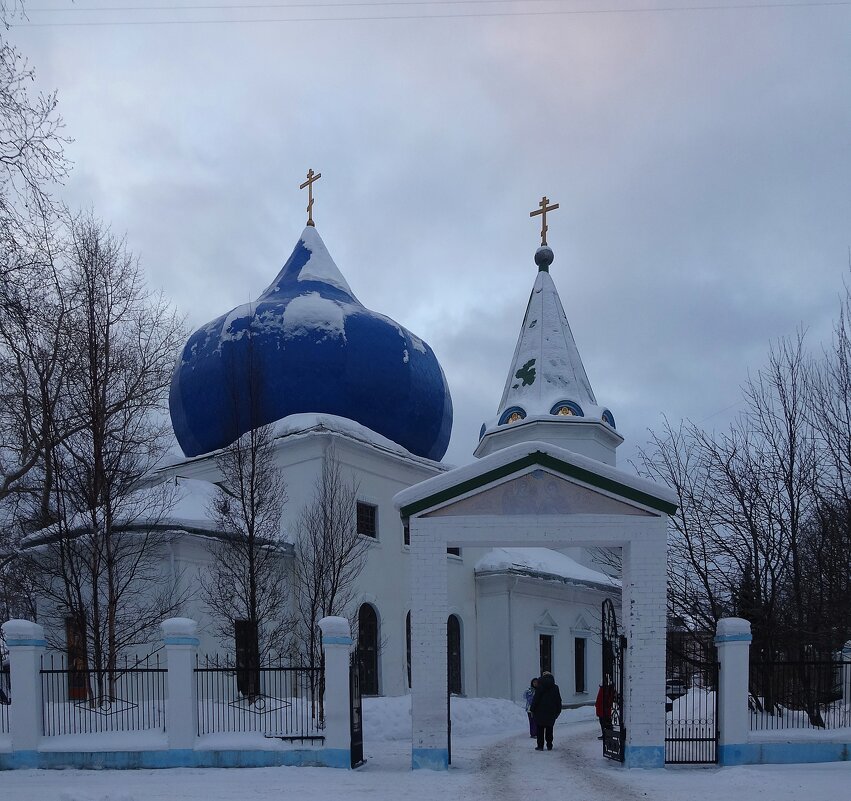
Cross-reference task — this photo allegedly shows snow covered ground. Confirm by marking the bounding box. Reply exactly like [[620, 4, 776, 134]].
[[3, 695, 849, 801]]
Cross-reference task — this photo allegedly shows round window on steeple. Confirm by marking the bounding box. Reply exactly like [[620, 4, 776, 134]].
[[499, 406, 527, 426], [601, 409, 616, 429], [550, 400, 584, 418]]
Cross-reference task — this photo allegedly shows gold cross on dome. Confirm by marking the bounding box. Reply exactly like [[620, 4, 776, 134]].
[[529, 195, 559, 247], [299, 168, 322, 227]]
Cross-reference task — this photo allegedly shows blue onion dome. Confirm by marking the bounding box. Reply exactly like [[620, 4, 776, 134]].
[[169, 226, 453, 461]]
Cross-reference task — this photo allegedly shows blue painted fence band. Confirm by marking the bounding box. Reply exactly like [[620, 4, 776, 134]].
[[163, 636, 200, 646], [5, 638, 47, 647], [714, 633, 753, 644], [322, 636, 353, 646]]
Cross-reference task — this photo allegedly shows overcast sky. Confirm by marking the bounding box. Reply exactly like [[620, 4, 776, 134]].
[[9, 1, 851, 468]]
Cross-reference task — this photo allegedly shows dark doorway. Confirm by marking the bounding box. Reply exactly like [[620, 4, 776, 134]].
[[539, 634, 553, 676], [447, 614, 462, 695], [234, 619, 260, 700], [358, 603, 380, 695]]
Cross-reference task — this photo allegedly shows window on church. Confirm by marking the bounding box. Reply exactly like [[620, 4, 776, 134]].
[[358, 603, 380, 695], [65, 617, 87, 701], [539, 633, 553, 676], [574, 637, 587, 693], [406, 611, 412, 688], [357, 502, 377, 538], [447, 614, 463, 695], [447, 547, 461, 557]]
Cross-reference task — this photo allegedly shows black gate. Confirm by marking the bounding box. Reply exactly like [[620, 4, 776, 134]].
[[665, 639, 718, 764], [349, 655, 364, 768], [601, 598, 626, 762]]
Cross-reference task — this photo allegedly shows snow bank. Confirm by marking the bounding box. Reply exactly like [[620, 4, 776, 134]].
[[362, 694, 594, 743]]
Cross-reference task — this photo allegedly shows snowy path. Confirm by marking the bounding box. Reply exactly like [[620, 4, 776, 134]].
[[3, 710, 851, 800]]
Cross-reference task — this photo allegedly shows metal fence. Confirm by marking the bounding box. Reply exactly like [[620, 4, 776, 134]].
[[194, 654, 324, 741], [749, 659, 851, 731], [665, 642, 719, 764], [0, 660, 10, 734], [40, 653, 167, 736]]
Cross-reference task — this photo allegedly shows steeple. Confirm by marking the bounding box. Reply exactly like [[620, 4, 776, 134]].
[[474, 204, 621, 464]]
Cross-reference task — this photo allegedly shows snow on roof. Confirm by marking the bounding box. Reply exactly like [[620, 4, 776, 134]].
[[475, 547, 620, 590], [271, 413, 449, 471], [393, 439, 677, 512], [19, 476, 222, 548]]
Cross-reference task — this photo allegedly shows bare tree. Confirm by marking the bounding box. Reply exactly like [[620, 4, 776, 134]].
[[292, 446, 369, 668], [0, 3, 69, 258], [18, 214, 186, 700], [200, 422, 292, 670]]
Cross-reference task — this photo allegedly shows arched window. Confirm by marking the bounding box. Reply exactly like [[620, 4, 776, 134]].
[[447, 614, 462, 696], [406, 611, 412, 689], [358, 603, 380, 695]]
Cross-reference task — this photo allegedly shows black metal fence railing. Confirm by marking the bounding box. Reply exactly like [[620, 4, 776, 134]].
[[0, 661, 10, 734], [194, 654, 324, 741], [40, 653, 167, 737], [665, 642, 719, 764], [749, 659, 851, 731]]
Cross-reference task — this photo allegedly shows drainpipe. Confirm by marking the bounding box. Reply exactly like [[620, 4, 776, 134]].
[[507, 577, 519, 702]]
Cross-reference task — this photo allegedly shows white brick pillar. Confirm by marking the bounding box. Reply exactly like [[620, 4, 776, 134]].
[[410, 517, 448, 770], [621, 523, 668, 768], [318, 615, 353, 761], [1, 619, 46, 752], [161, 617, 199, 751], [715, 617, 752, 765], [842, 641, 851, 709]]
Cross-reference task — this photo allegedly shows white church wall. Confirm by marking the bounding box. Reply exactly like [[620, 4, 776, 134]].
[[474, 572, 616, 705]]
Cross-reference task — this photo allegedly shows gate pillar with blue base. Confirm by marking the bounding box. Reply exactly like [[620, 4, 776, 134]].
[[161, 617, 199, 750], [1, 619, 46, 752], [715, 618, 752, 766], [318, 616, 355, 767]]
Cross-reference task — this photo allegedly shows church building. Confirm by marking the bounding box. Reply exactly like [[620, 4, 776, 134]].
[[33, 179, 625, 706]]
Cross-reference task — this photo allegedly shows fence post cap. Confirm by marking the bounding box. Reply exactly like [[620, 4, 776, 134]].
[[160, 617, 198, 638], [1, 618, 45, 641], [843, 640, 851, 654], [318, 616, 351, 641], [715, 617, 751, 638]]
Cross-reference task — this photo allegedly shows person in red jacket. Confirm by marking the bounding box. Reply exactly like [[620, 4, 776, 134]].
[[595, 682, 614, 740]]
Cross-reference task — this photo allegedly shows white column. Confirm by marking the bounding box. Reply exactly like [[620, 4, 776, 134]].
[[1, 619, 46, 752], [621, 523, 668, 768], [410, 516, 448, 770], [318, 616, 353, 759], [715, 617, 752, 765], [841, 641, 851, 709], [160, 617, 199, 751]]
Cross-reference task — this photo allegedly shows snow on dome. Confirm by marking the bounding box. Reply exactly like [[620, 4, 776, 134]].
[[169, 227, 453, 460], [475, 547, 619, 590]]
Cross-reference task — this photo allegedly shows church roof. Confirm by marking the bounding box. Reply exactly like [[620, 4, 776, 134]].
[[394, 440, 678, 518], [475, 547, 620, 592], [477, 243, 618, 454], [169, 226, 453, 461], [498, 254, 596, 416]]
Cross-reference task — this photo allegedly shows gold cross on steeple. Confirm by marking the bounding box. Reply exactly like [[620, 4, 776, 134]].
[[529, 195, 559, 247], [299, 168, 322, 227]]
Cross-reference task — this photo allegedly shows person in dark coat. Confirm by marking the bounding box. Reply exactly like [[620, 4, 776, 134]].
[[529, 671, 563, 750]]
